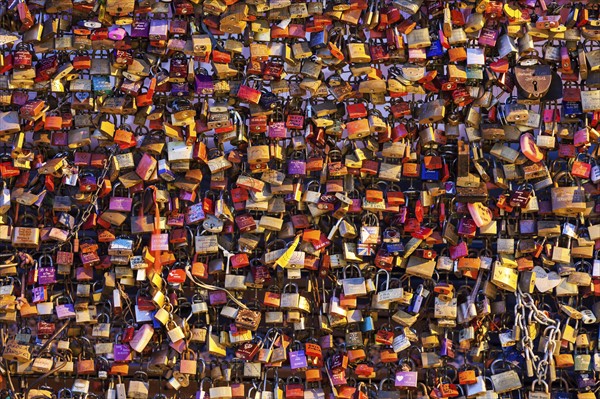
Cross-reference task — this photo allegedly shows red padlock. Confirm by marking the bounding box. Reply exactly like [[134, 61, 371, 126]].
[[572, 156, 592, 179], [13, 44, 33, 69]]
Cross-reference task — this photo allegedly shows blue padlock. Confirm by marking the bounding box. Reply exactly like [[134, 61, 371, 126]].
[[562, 101, 582, 119], [152, 311, 162, 329], [552, 391, 572, 399], [92, 75, 113, 95], [361, 315, 375, 333], [386, 242, 404, 255], [421, 163, 440, 181], [426, 39, 445, 59], [310, 30, 327, 50], [407, 291, 425, 314]]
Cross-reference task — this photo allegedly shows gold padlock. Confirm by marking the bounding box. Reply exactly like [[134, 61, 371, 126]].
[[347, 38, 371, 63], [406, 28, 431, 49], [12, 214, 40, 249]]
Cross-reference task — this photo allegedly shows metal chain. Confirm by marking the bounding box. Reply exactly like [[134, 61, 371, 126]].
[[33, 145, 118, 256], [516, 288, 561, 387]]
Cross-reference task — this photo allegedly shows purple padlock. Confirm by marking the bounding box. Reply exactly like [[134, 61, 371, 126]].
[[109, 196, 133, 212], [330, 369, 347, 386], [31, 286, 46, 303], [268, 122, 288, 139], [289, 344, 308, 370], [209, 290, 227, 306], [195, 74, 215, 95], [180, 190, 195, 202], [38, 267, 57, 285], [440, 337, 455, 358], [55, 301, 75, 319], [577, 372, 596, 389], [184, 203, 205, 225], [395, 371, 418, 388], [149, 19, 169, 41], [478, 28, 499, 47], [171, 82, 190, 97], [168, 39, 186, 52], [114, 343, 132, 362], [130, 20, 150, 38], [288, 159, 307, 176]]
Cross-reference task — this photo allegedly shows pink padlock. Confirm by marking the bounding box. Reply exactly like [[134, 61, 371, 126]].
[[108, 27, 127, 41], [449, 241, 469, 260], [574, 127, 591, 147]]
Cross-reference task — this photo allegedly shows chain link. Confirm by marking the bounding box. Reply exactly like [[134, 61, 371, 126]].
[[32, 145, 117, 256], [516, 288, 561, 388]]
